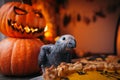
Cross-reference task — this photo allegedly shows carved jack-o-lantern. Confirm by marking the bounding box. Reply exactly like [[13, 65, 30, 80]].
[[0, 2, 46, 38]]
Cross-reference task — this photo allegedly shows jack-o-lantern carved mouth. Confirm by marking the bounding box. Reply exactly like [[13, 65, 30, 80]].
[[8, 19, 45, 34]]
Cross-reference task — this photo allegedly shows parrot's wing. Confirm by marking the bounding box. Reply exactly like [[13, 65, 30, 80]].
[[38, 44, 54, 67]]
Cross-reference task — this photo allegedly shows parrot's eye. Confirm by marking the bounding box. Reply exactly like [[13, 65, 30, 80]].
[[62, 37, 66, 40]]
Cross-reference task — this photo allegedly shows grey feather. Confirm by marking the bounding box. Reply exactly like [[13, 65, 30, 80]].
[[38, 34, 76, 72]]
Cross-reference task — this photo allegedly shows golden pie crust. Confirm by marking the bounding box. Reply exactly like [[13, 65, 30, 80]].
[[43, 55, 120, 80]]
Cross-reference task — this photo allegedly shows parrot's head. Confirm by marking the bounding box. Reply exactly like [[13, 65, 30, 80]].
[[55, 34, 76, 49]]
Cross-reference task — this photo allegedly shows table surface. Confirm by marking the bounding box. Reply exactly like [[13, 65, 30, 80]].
[[0, 73, 41, 80]]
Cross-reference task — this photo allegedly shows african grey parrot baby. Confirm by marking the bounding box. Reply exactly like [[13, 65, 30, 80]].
[[38, 34, 76, 72]]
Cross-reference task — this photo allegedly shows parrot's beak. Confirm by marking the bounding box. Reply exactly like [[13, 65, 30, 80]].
[[67, 39, 76, 48]]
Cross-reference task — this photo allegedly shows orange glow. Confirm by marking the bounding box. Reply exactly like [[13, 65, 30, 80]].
[[44, 31, 53, 41], [44, 32, 52, 38], [44, 25, 48, 32], [44, 25, 54, 41]]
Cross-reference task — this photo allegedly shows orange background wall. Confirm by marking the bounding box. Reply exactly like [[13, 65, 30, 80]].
[[59, 0, 120, 54]]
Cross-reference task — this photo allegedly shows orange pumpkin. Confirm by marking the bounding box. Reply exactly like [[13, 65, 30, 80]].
[[0, 37, 44, 76], [0, 2, 46, 38]]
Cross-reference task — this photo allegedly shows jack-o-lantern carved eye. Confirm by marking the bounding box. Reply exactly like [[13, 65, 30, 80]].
[[14, 6, 27, 15], [34, 10, 43, 18]]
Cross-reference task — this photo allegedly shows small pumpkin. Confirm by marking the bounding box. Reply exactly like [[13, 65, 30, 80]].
[[0, 37, 44, 76], [0, 2, 46, 38]]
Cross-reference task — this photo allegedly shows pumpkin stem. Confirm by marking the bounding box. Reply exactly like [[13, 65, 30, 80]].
[[20, 0, 32, 6]]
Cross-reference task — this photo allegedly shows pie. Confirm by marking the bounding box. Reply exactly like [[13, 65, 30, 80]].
[[43, 55, 120, 80]]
